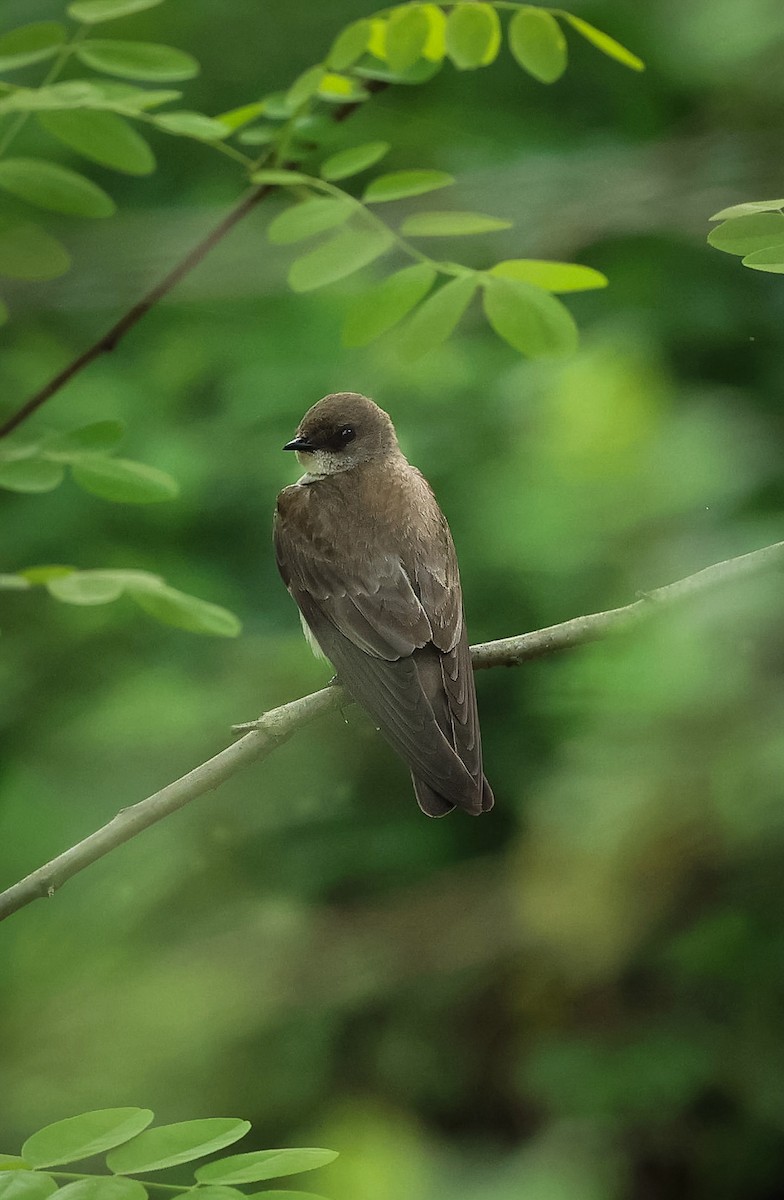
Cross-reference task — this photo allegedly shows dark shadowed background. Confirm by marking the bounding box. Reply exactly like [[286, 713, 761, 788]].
[[3, 1, 784, 1197]]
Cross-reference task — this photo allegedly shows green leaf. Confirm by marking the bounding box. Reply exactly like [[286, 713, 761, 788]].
[[0, 1160, 30, 1171], [195, 1149, 339, 1186], [76, 41, 199, 82], [397, 273, 478, 359], [317, 74, 368, 103], [490, 258, 608, 292], [47, 570, 125, 606], [400, 211, 511, 237], [386, 7, 429, 73], [286, 66, 324, 109], [0, 158, 115, 218], [710, 199, 784, 221], [250, 169, 309, 186], [288, 226, 393, 292], [258, 1194, 329, 1200], [327, 20, 372, 70], [179, 1191, 244, 1200], [237, 124, 277, 146], [422, 5, 447, 62], [130, 585, 241, 637], [259, 92, 296, 120], [0, 23, 65, 72], [741, 243, 784, 273], [44, 421, 126, 458], [0, 458, 64, 493], [71, 456, 179, 503], [363, 169, 454, 203], [67, 0, 165, 23], [0, 220, 70, 280], [54, 1181, 146, 1200], [707, 213, 784, 256], [320, 141, 389, 182], [152, 111, 228, 140], [0, 1175, 57, 1200], [215, 100, 266, 131], [482, 274, 578, 357], [445, 2, 501, 69], [19, 565, 76, 583], [563, 14, 644, 71], [342, 262, 437, 346], [267, 198, 352, 245], [354, 57, 441, 86], [508, 8, 567, 83], [108, 1120, 251, 1174], [22, 1110, 154, 1168], [38, 110, 155, 175]]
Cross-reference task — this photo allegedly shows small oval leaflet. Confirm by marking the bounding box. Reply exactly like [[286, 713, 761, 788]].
[[707, 212, 784, 257], [0, 158, 115, 218], [21, 1110, 154, 1169], [70, 457, 180, 504], [397, 273, 478, 360], [195, 1148, 339, 1186], [0, 220, 70, 281], [52, 1181, 146, 1200], [482, 274, 578, 357], [287, 226, 393, 293], [267, 198, 353, 246], [130, 585, 241, 638], [107, 1118, 251, 1174], [67, 0, 165, 23], [342, 262, 437, 347], [76, 40, 199, 83], [0, 23, 65, 72], [385, 6, 430, 73], [363, 169, 454, 203], [490, 259, 608, 293], [0, 1176, 57, 1200], [38, 110, 156, 175], [445, 2, 501, 69], [327, 19, 371, 70], [508, 8, 567, 84], [400, 211, 512, 237], [320, 141, 390, 182], [0, 458, 64, 493]]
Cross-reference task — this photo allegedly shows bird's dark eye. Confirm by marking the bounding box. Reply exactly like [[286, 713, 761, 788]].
[[338, 425, 355, 444]]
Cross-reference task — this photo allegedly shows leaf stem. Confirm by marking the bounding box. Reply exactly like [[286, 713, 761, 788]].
[[0, 25, 88, 159], [49, 1174, 187, 1193]]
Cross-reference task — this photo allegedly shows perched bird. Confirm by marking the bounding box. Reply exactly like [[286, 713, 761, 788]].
[[273, 392, 494, 817]]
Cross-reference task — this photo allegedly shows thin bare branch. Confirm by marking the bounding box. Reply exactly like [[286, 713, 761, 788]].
[[1, 539, 782, 923]]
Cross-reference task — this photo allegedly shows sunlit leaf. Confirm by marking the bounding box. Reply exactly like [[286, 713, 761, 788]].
[[76, 41, 199, 82], [317, 74, 368, 103], [67, 0, 164, 23], [508, 8, 567, 84], [0, 220, 70, 280], [709, 199, 784, 221], [54, 1181, 146, 1200], [19, 565, 76, 584], [259, 92, 296, 120], [0, 1160, 29, 1170], [490, 259, 608, 292], [482, 274, 578, 357], [236, 124, 276, 146], [288, 226, 393, 292], [47, 572, 126, 606], [0, 574, 31, 590], [44, 421, 126, 458], [397, 273, 478, 359], [38, 110, 155, 174], [445, 2, 501, 69], [707, 213, 784, 256], [327, 20, 371, 70], [363, 169, 453, 203], [130, 585, 241, 637], [107, 1120, 251, 1175], [71, 456, 179, 503], [421, 5, 447, 62], [353, 57, 441, 85], [152, 111, 228, 140], [386, 6, 429, 73], [563, 14, 644, 71], [741, 244, 784, 273], [215, 100, 265, 131], [21, 1110, 154, 1168], [286, 66, 324, 109], [0, 23, 65, 72], [0, 1175, 56, 1200], [342, 262, 437, 346], [267, 197, 352, 245], [195, 1149, 338, 1186], [0, 158, 115, 218], [320, 141, 389, 182], [400, 211, 511, 236]]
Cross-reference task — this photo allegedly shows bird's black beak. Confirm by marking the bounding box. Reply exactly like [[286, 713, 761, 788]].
[[283, 435, 315, 452]]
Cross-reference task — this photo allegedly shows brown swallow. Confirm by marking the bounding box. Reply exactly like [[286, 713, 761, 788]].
[[273, 392, 494, 817]]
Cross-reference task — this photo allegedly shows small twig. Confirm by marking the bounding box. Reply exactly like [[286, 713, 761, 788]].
[[1, 539, 782, 923]]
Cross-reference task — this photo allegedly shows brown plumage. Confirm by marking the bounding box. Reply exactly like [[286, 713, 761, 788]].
[[273, 392, 494, 817]]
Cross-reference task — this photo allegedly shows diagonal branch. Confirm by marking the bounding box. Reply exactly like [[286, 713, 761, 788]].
[[1, 538, 782, 923]]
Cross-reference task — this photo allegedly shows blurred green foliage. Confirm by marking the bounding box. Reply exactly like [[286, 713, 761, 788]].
[[2, 1, 784, 1199]]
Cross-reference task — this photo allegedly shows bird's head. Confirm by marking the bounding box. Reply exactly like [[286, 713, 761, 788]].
[[284, 392, 399, 477]]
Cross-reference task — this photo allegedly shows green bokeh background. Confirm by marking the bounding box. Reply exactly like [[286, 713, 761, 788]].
[[3, 1, 784, 1197]]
